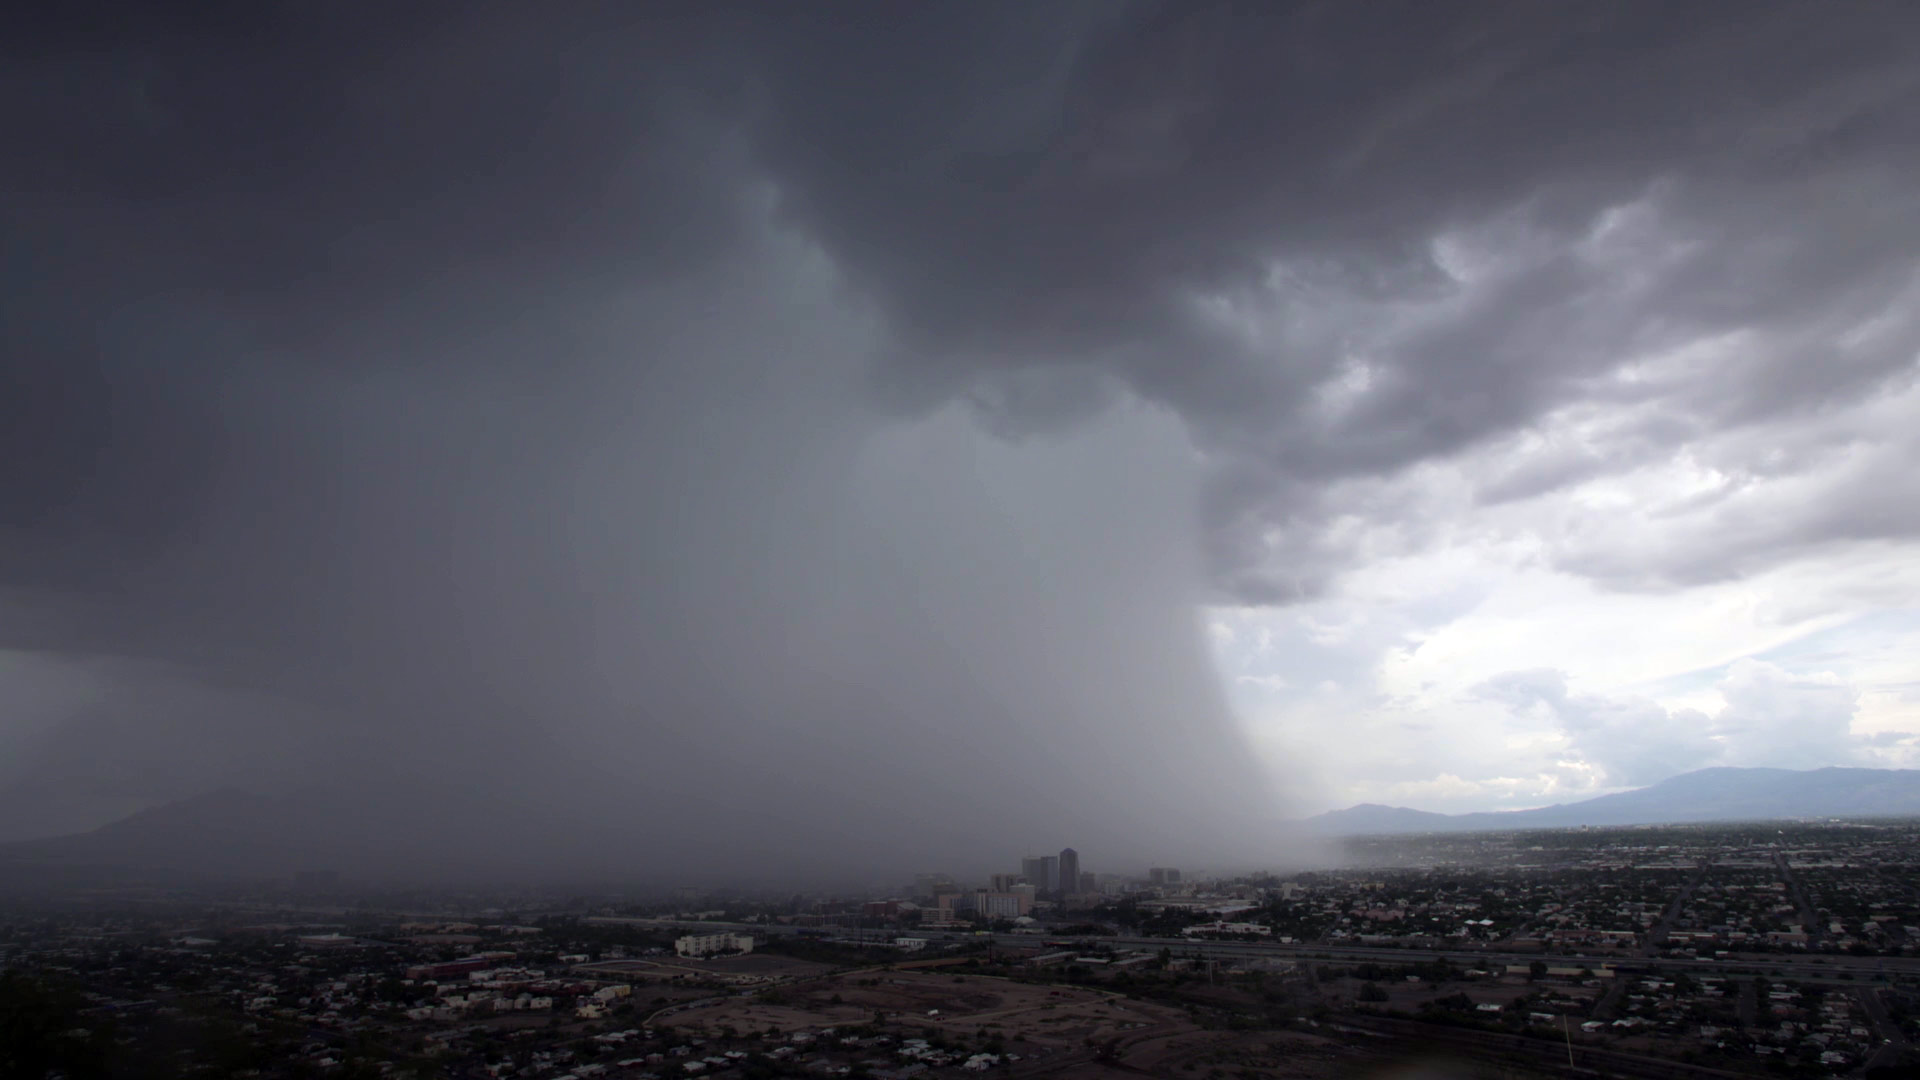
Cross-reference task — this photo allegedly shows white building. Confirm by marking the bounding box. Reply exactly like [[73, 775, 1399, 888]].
[[1181, 920, 1271, 937], [974, 891, 1027, 918], [675, 933, 754, 958]]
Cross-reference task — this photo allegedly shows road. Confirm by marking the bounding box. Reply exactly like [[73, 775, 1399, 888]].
[[643, 995, 729, 1025], [190, 902, 1912, 986], [1591, 974, 1628, 1021], [1643, 860, 1710, 957], [1774, 850, 1823, 946], [604, 917, 1920, 985], [1855, 985, 1911, 1073]]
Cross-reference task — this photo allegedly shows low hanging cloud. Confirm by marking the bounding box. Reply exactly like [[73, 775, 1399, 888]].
[[0, 211, 1295, 879]]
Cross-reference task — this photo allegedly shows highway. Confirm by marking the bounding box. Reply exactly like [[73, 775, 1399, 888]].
[[593, 917, 1920, 984]]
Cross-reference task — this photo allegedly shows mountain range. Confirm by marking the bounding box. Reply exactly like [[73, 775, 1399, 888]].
[[1306, 766, 1920, 835], [6, 766, 1920, 888], [0, 778, 660, 889]]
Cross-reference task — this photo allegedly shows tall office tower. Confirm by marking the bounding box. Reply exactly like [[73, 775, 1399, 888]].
[[1020, 855, 1047, 887], [990, 872, 1021, 892], [1150, 867, 1183, 886], [1057, 848, 1080, 896], [1040, 855, 1060, 892], [1079, 871, 1097, 894]]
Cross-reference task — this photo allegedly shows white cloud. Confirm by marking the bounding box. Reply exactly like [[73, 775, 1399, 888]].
[[1196, 194, 1919, 819], [1382, 773, 1494, 803], [1208, 467, 1917, 812], [1480, 668, 1719, 788], [1711, 658, 1865, 769]]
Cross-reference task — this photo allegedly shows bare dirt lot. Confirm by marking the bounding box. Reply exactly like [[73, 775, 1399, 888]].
[[658, 970, 1526, 1078], [669, 970, 1178, 1045], [576, 954, 834, 984]]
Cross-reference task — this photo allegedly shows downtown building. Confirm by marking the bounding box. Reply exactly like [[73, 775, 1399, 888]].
[[1058, 848, 1081, 897], [1021, 854, 1059, 892], [675, 933, 754, 958], [941, 890, 1033, 919]]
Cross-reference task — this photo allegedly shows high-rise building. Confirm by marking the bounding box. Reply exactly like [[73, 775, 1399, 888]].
[[990, 872, 1022, 892], [1150, 867, 1182, 886], [1020, 855, 1047, 888], [1058, 848, 1080, 897], [1024, 854, 1059, 892], [1079, 871, 1098, 894]]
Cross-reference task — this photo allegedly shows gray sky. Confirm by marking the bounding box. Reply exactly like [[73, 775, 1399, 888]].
[[4, 2, 1919, 879]]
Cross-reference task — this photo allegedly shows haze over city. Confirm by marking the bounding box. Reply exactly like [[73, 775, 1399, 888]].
[[5, 1, 1920, 887]]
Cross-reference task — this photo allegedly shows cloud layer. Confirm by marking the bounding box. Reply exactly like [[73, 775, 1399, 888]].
[[5, 3, 1920, 860]]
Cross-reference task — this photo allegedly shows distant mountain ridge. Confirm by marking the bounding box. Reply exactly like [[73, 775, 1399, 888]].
[[10, 766, 1920, 887], [1306, 767, 1920, 835], [0, 777, 618, 887]]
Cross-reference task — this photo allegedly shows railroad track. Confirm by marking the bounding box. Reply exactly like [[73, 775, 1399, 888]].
[[1340, 1014, 1757, 1079]]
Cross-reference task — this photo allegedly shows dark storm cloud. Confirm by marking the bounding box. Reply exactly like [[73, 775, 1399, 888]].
[[2, 3, 1304, 880], [735, 1, 1920, 595], [4, 2, 750, 582], [4, 2, 1919, 877]]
